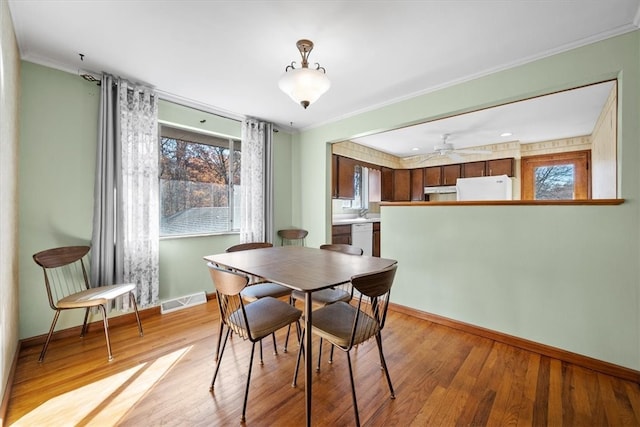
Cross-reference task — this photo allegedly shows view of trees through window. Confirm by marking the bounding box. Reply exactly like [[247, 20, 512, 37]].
[[534, 164, 575, 200], [159, 126, 240, 236], [521, 150, 590, 200]]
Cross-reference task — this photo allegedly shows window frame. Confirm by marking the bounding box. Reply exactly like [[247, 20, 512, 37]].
[[158, 123, 241, 238], [521, 150, 591, 200]]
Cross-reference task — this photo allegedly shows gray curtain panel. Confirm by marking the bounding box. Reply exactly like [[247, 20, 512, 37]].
[[90, 73, 123, 288]]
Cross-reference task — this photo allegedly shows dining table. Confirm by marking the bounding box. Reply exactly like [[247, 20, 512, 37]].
[[203, 245, 397, 426]]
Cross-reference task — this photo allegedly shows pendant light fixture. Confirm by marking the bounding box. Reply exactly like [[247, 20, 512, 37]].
[[278, 39, 330, 109]]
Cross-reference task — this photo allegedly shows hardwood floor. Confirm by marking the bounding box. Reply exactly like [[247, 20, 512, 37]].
[[6, 300, 640, 426]]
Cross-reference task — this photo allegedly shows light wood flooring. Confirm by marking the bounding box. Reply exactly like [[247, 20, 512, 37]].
[[6, 300, 640, 426]]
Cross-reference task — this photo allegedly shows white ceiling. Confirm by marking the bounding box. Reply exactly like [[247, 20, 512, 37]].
[[7, 1, 640, 155], [352, 80, 616, 157]]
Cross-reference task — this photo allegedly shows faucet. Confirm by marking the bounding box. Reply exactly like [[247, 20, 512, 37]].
[[358, 208, 368, 218]]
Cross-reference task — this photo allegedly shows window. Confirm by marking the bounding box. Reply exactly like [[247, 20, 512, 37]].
[[159, 125, 241, 236], [521, 151, 590, 200]]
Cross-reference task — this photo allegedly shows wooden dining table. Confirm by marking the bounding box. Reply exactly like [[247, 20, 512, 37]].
[[203, 245, 397, 426]]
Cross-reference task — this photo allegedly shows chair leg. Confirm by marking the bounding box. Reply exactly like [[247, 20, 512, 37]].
[[316, 338, 323, 372], [211, 328, 231, 391], [259, 339, 264, 365], [375, 333, 395, 399], [292, 328, 305, 387], [39, 310, 61, 362], [129, 291, 144, 336], [98, 304, 113, 361], [241, 342, 257, 423], [272, 332, 278, 355], [283, 296, 296, 352], [283, 324, 291, 353], [80, 307, 90, 337], [214, 321, 224, 362], [346, 352, 361, 427]]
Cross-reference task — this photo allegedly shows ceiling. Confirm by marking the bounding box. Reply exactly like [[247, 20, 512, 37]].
[[352, 80, 616, 158], [7, 1, 640, 151]]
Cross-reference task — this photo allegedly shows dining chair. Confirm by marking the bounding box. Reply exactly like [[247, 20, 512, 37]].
[[277, 228, 308, 246], [292, 264, 398, 427], [222, 242, 293, 359], [207, 264, 302, 423], [33, 245, 143, 362], [286, 243, 363, 368]]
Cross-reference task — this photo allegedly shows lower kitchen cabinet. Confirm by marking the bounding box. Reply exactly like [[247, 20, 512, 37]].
[[373, 222, 380, 257], [331, 224, 352, 245]]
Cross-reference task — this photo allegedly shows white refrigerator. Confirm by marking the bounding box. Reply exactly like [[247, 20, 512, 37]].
[[456, 175, 513, 201]]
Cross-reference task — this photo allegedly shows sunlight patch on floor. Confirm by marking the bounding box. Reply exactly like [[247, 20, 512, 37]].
[[12, 346, 193, 426]]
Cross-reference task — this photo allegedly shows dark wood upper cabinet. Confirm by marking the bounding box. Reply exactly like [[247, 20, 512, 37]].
[[335, 156, 356, 199], [410, 168, 424, 201], [442, 164, 461, 186], [424, 166, 442, 187], [462, 161, 486, 178], [393, 169, 411, 201], [487, 158, 514, 177], [381, 167, 394, 201]]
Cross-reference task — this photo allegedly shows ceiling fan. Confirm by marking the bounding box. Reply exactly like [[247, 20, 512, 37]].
[[420, 133, 491, 162]]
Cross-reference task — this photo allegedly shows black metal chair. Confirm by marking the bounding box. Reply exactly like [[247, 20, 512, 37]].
[[288, 243, 363, 367], [293, 264, 397, 427], [277, 228, 308, 246], [207, 264, 302, 423], [220, 242, 293, 359]]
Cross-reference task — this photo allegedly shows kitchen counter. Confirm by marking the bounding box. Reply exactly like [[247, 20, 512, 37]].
[[332, 215, 381, 225]]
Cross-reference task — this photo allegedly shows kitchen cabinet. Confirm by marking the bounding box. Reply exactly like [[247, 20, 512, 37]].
[[334, 155, 357, 199], [331, 224, 352, 245], [462, 161, 486, 178], [381, 167, 394, 201], [487, 158, 514, 176], [424, 166, 442, 187], [442, 164, 461, 186], [411, 168, 424, 201], [373, 222, 380, 257], [393, 169, 411, 201]]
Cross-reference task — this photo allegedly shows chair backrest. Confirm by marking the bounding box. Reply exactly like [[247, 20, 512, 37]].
[[320, 243, 363, 256], [350, 264, 397, 338], [277, 229, 308, 246], [207, 263, 252, 339], [33, 246, 92, 310], [225, 242, 273, 253]]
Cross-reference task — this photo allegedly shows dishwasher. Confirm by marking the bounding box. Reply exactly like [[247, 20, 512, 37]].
[[351, 222, 373, 256]]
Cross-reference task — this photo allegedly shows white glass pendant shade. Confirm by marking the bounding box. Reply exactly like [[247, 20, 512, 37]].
[[278, 67, 330, 109]]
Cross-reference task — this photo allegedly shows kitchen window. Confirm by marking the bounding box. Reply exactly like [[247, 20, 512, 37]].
[[159, 125, 241, 236], [521, 151, 590, 200]]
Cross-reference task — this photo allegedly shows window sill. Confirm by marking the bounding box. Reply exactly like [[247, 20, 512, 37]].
[[160, 231, 240, 240]]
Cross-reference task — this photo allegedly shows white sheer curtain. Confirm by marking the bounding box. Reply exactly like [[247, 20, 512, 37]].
[[91, 75, 159, 310], [118, 82, 159, 308], [240, 119, 273, 243]]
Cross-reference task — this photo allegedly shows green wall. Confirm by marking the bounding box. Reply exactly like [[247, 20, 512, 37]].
[[17, 63, 294, 339], [1, 0, 21, 408], [19, 62, 100, 338], [296, 31, 640, 370]]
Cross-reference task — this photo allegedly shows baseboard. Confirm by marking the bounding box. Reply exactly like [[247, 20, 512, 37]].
[[389, 302, 640, 384], [0, 341, 20, 427], [20, 304, 161, 349], [20, 293, 217, 349]]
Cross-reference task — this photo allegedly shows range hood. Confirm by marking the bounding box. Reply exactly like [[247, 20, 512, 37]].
[[424, 186, 457, 194]]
